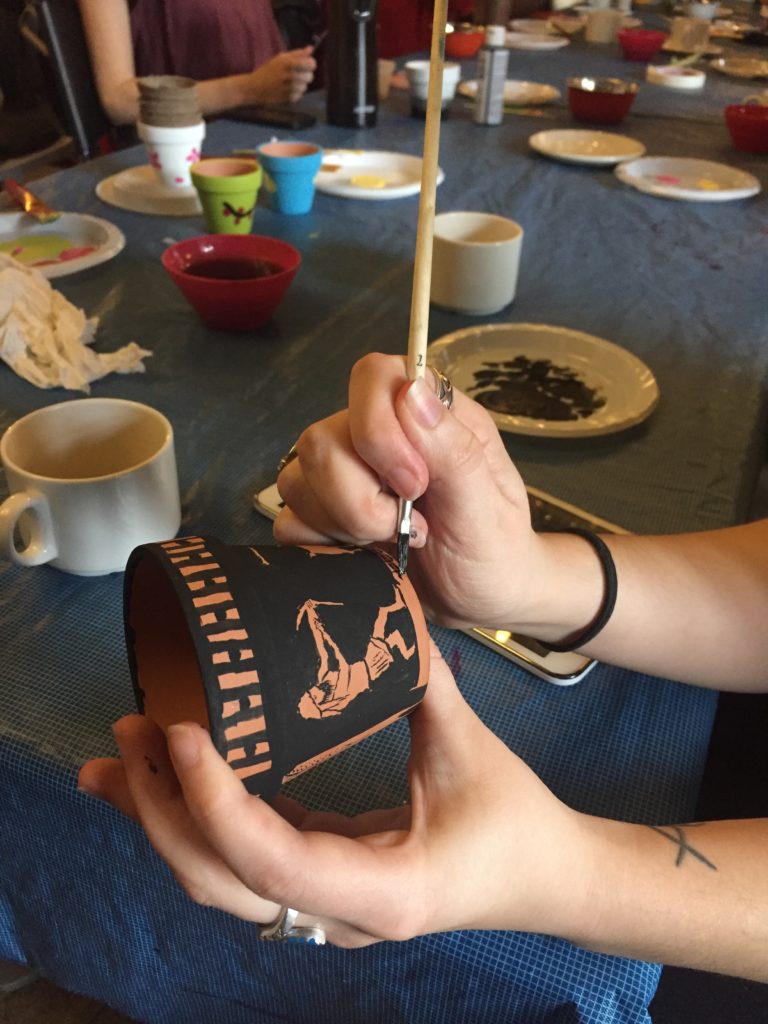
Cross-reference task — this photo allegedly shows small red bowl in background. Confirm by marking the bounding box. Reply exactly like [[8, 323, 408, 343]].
[[725, 104, 768, 153], [617, 29, 667, 62], [567, 76, 639, 125], [161, 234, 301, 332], [445, 24, 485, 59]]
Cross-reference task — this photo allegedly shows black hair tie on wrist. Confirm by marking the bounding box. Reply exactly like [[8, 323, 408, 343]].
[[540, 528, 618, 653]]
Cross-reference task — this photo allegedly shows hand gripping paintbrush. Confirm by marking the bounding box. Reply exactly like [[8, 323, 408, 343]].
[[396, 0, 449, 575]]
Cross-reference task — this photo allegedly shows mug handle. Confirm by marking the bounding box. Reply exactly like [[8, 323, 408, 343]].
[[0, 490, 58, 566]]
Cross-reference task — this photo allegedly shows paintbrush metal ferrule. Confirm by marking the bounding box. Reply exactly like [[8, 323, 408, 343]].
[[396, 497, 413, 575]]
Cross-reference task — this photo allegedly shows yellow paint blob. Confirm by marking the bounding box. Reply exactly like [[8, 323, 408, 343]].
[[697, 178, 720, 191], [350, 174, 388, 189]]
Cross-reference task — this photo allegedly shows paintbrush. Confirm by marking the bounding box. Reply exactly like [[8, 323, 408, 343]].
[[396, 0, 449, 575], [2, 178, 60, 223]]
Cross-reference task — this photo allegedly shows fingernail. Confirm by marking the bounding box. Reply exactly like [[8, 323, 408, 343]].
[[389, 466, 421, 500], [111, 718, 130, 742], [405, 377, 444, 429], [167, 724, 200, 770]]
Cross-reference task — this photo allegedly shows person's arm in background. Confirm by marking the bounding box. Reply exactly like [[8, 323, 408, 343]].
[[79, 643, 768, 980], [275, 354, 768, 690], [77, 0, 316, 125]]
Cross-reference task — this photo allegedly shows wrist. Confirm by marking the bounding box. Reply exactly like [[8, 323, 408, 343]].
[[508, 532, 609, 647], [500, 804, 603, 941], [230, 73, 256, 107], [197, 75, 253, 115]]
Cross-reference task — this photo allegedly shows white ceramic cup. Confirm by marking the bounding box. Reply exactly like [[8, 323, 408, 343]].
[[683, 1, 719, 20], [667, 16, 710, 49], [430, 211, 524, 316], [0, 399, 181, 576], [137, 121, 206, 190], [585, 9, 623, 42], [405, 60, 461, 113]]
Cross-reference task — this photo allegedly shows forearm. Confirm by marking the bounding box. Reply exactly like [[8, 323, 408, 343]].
[[517, 520, 768, 689], [195, 76, 253, 115], [99, 78, 140, 125], [78, 0, 138, 125], [569, 815, 768, 981], [93, 74, 263, 125]]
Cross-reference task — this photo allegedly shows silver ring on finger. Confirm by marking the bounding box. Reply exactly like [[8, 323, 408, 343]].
[[277, 443, 299, 475], [428, 366, 453, 410], [259, 905, 326, 945]]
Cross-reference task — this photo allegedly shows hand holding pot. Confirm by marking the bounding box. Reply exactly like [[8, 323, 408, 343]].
[[78, 640, 585, 947]]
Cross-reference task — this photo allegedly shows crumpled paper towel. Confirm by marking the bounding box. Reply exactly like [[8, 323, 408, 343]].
[[0, 252, 151, 392]]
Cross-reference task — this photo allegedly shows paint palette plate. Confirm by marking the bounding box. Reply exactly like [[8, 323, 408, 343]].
[[314, 150, 444, 200], [96, 165, 202, 216], [661, 40, 723, 55], [615, 156, 761, 201], [458, 79, 561, 105], [529, 129, 645, 165], [429, 323, 659, 438], [0, 212, 125, 278], [505, 31, 570, 50], [709, 56, 768, 78]]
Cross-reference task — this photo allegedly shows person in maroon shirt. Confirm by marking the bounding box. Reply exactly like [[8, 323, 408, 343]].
[[377, 0, 476, 59], [77, 0, 317, 125]]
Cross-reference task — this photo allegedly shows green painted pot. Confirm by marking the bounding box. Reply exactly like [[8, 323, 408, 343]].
[[190, 157, 262, 234]]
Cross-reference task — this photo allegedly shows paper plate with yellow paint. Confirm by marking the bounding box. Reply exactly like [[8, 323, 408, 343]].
[[0, 212, 125, 278], [614, 156, 760, 202], [315, 150, 445, 200]]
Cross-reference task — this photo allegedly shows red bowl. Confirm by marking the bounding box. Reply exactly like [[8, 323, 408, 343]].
[[445, 25, 484, 59], [567, 77, 639, 125], [725, 104, 768, 154], [617, 29, 667, 62], [161, 234, 301, 332]]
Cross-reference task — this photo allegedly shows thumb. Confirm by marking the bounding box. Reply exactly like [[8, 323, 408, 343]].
[[408, 639, 499, 792]]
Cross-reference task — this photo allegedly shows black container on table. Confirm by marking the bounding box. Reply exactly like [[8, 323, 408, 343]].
[[326, 0, 378, 127]]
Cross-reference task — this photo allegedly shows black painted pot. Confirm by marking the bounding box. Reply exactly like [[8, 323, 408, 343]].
[[124, 537, 429, 799]]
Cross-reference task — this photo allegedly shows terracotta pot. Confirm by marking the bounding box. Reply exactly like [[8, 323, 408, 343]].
[[124, 538, 430, 799]]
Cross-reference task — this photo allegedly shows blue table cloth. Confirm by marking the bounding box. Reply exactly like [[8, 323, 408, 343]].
[[1, 32, 766, 1022]]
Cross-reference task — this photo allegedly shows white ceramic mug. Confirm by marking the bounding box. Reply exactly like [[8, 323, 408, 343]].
[[430, 211, 524, 316], [137, 121, 206, 190], [585, 9, 623, 42], [0, 399, 181, 576], [405, 60, 461, 113]]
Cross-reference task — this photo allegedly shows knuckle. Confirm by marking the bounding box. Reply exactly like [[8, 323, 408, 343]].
[[175, 873, 214, 908], [443, 429, 483, 480], [251, 864, 294, 905], [351, 352, 390, 387], [346, 491, 392, 540], [294, 422, 325, 470]]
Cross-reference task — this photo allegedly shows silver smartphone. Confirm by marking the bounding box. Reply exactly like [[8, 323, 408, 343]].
[[252, 482, 626, 686]]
